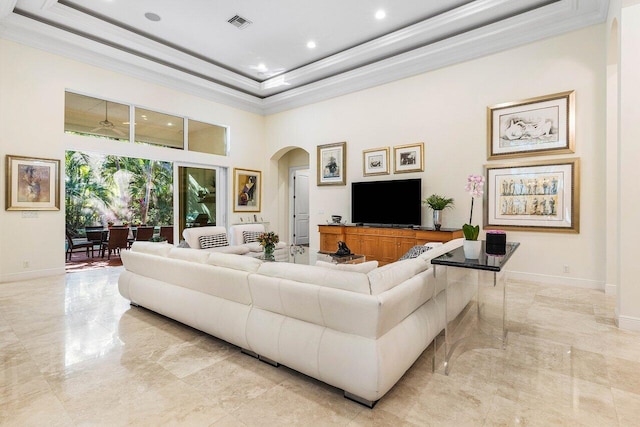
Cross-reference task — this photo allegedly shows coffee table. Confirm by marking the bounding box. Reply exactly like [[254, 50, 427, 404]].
[[431, 241, 519, 375], [284, 245, 365, 265]]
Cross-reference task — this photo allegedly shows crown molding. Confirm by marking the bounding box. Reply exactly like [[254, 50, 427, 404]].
[[0, 0, 608, 115], [0, 0, 17, 19]]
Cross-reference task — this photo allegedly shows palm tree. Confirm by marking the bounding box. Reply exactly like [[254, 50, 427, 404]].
[[65, 151, 111, 232], [100, 155, 173, 225]]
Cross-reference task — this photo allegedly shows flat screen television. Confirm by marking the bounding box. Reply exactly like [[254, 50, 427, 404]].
[[351, 178, 421, 226]]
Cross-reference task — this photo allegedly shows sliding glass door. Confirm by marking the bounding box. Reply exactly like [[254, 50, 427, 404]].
[[177, 165, 227, 240]]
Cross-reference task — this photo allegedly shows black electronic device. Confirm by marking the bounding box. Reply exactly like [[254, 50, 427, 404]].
[[351, 178, 421, 227]]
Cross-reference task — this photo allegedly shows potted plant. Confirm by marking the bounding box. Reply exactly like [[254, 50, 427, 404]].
[[462, 174, 485, 258], [423, 194, 454, 231], [107, 220, 114, 229]]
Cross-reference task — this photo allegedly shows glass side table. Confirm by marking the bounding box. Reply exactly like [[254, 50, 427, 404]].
[[431, 241, 519, 375]]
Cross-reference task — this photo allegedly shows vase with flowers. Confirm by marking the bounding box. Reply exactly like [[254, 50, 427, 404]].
[[258, 231, 279, 260], [462, 174, 484, 259]]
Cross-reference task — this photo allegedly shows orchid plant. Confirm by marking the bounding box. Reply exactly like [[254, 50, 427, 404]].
[[463, 174, 485, 240]]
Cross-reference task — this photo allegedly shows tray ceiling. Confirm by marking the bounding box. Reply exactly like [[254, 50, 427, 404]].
[[0, 0, 608, 114]]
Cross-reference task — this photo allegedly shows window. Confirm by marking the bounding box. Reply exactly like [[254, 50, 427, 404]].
[[64, 91, 228, 155], [64, 92, 130, 141], [188, 119, 227, 155], [135, 107, 184, 149]]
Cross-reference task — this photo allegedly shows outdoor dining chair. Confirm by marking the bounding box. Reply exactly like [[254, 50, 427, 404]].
[[101, 227, 129, 259], [65, 231, 94, 260]]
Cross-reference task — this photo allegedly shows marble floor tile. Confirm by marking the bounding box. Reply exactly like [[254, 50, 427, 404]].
[[0, 269, 639, 426]]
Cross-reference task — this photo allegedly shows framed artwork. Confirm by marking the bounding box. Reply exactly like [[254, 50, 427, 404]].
[[484, 158, 580, 233], [487, 90, 575, 160], [393, 142, 424, 173], [5, 155, 60, 211], [317, 142, 346, 186], [362, 147, 390, 176], [233, 168, 261, 212]]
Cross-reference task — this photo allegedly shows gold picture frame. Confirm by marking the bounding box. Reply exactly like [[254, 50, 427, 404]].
[[393, 142, 424, 173], [487, 90, 575, 160], [362, 147, 390, 176], [484, 158, 580, 233], [5, 155, 60, 211], [233, 168, 261, 212], [317, 142, 346, 186]]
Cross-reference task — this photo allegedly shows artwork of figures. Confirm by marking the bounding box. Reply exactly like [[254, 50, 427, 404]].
[[484, 159, 580, 233], [317, 142, 346, 186], [233, 168, 261, 212], [488, 91, 575, 159], [6, 155, 60, 211], [363, 147, 389, 176], [497, 175, 559, 216], [393, 143, 424, 173]]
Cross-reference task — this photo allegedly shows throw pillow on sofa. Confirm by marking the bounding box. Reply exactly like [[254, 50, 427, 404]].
[[199, 233, 229, 249], [242, 230, 262, 244], [398, 245, 433, 260]]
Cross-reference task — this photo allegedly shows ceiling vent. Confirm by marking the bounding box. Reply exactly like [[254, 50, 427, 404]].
[[228, 15, 252, 29]]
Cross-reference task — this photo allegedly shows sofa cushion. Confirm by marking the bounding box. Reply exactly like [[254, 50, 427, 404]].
[[130, 241, 172, 257], [315, 260, 379, 274], [204, 245, 251, 255], [199, 233, 229, 249], [207, 252, 263, 272], [418, 238, 464, 263], [257, 262, 371, 295], [167, 247, 210, 264], [367, 257, 429, 295], [242, 230, 262, 244]]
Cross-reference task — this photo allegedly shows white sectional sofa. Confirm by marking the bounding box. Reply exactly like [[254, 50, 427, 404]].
[[118, 238, 473, 407]]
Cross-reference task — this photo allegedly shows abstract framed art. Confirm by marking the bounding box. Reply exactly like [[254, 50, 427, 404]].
[[484, 158, 580, 233], [393, 142, 424, 173], [233, 168, 261, 212], [5, 155, 60, 211], [487, 91, 575, 160], [362, 147, 390, 176], [317, 142, 346, 186]]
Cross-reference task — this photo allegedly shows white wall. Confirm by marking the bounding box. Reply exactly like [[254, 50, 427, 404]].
[[618, 2, 640, 329], [266, 25, 606, 290], [0, 39, 266, 282]]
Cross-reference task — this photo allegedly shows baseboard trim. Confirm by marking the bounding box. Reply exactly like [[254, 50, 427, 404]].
[[0, 267, 65, 283], [507, 270, 604, 290], [618, 315, 640, 331], [605, 283, 617, 295]]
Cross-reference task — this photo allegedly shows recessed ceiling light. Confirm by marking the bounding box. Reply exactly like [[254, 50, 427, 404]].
[[145, 12, 161, 22], [257, 63, 267, 72], [375, 9, 386, 20], [167, 122, 173, 126], [306, 41, 316, 49]]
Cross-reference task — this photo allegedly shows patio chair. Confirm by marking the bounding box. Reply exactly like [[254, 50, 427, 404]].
[[65, 231, 94, 260], [85, 226, 106, 255], [101, 227, 130, 259], [134, 226, 155, 242], [160, 226, 174, 244]]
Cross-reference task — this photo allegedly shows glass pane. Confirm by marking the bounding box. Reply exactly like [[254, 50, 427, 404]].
[[188, 119, 227, 156], [178, 166, 217, 239], [65, 92, 130, 141], [65, 150, 173, 233], [135, 107, 184, 149]]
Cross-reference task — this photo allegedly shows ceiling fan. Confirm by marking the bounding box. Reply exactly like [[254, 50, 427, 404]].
[[90, 102, 125, 136]]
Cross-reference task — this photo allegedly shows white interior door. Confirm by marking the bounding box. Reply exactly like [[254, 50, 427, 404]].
[[292, 169, 310, 245]]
